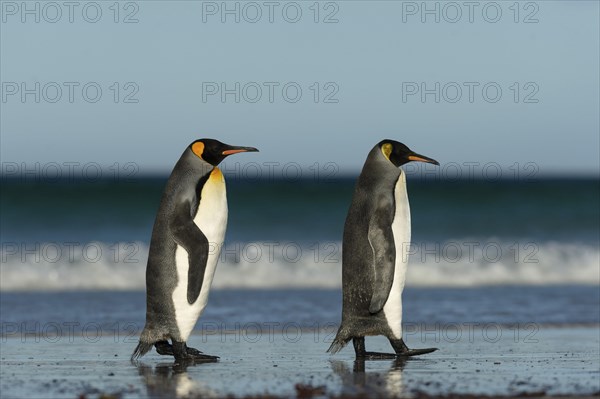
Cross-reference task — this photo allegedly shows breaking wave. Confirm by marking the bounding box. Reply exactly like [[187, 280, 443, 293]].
[[0, 240, 598, 291]]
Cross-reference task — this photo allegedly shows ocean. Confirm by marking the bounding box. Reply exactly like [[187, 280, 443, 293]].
[[1, 176, 599, 330]]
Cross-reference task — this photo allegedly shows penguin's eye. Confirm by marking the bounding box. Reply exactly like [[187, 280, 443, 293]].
[[192, 142, 205, 158], [381, 143, 393, 161]]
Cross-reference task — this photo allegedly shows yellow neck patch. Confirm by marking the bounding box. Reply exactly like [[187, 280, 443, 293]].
[[192, 142, 205, 158], [381, 143, 393, 160], [210, 167, 224, 183], [210, 167, 222, 178]]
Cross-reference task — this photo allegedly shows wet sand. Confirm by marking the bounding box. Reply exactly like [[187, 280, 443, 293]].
[[1, 326, 598, 398]]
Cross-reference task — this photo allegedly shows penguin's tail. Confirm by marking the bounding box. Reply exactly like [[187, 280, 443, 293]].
[[130, 327, 157, 361], [131, 341, 154, 361], [327, 328, 351, 355]]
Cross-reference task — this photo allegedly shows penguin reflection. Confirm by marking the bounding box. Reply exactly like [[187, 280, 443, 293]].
[[330, 358, 407, 397], [136, 360, 217, 398]]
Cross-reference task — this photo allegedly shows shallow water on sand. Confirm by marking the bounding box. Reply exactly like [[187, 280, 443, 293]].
[[1, 288, 599, 398], [1, 327, 599, 398]]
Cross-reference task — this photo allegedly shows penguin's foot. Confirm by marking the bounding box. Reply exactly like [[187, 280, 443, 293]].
[[185, 346, 219, 361], [184, 346, 204, 356], [173, 341, 219, 363], [188, 353, 219, 362], [174, 352, 219, 363], [352, 337, 437, 360], [155, 340, 174, 356], [398, 348, 438, 357], [353, 337, 396, 360], [390, 338, 438, 357]]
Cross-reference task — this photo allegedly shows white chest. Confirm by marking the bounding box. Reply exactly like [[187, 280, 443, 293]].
[[172, 168, 228, 341], [383, 172, 411, 339]]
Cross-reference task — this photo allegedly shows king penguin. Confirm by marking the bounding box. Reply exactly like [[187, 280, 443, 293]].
[[132, 139, 258, 362], [327, 140, 439, 359]]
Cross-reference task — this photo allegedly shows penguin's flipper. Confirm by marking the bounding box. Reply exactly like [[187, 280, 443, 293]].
[[170, 201, 210, 304], [367, 197, 396, 314]]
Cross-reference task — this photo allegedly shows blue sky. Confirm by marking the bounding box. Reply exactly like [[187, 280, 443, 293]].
[[1, 1, 599, 176]]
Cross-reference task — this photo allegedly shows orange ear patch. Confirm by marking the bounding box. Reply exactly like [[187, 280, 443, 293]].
[[381, 143, 393, 160], [192, 142, 205, 158]]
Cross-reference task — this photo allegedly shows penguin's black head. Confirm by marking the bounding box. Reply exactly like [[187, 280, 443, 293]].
[[378, 140, 439, 167], [190, 139, 259, 166]]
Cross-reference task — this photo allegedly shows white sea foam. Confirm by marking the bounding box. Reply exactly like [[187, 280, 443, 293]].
[[0, 240, 598, 291]]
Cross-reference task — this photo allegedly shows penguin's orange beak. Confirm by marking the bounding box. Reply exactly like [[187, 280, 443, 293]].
[[407, 153, 439, 165], [222, 146, 259, 156]]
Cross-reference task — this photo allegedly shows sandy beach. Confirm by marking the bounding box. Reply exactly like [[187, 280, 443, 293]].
[[1, 325, 598, 398]]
